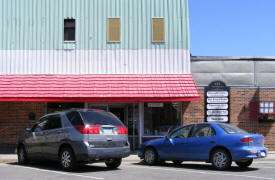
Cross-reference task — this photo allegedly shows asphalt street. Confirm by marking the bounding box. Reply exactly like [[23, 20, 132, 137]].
[[0, 160, 274, 180]]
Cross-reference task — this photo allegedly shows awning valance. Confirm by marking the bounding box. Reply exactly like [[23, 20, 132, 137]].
[[0, 74, 200, 102]]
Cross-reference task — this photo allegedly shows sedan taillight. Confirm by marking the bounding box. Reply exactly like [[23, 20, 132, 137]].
[[74, 125, 100, 134], [240, 137, 254, 143], [117, 126, 128, 134]]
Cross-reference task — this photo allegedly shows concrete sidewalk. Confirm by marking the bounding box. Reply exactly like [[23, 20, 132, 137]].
[[1, 152, 275, 163]]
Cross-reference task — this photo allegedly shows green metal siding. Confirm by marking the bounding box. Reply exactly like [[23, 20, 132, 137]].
[[0, 0, 189, 50]]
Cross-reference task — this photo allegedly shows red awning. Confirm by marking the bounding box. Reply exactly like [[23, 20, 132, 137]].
[[0, 74, 200, 102]]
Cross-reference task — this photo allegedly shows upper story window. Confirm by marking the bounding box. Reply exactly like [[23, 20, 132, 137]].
[[259, 102, 274, 114], [107, 18, 120, 42], [64, 19, 76, 41], [152, 18, 165, 43]]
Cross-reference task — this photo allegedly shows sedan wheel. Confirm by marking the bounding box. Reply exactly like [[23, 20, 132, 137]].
[[60, 147, 76, 171], [236, 159, 253, 168], [18, 146, 29, 165], [144, 148, 157, 165], [211, 149, 231, 170]]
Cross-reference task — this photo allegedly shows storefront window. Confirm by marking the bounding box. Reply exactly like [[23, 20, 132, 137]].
[[47, 102, 84, 114], [258, 101, 275, 122], [144, 102, 182, 136]]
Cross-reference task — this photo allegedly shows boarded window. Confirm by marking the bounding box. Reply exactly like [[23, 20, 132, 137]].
[[108, 18, 120, 42], [64, 19, 75, 41], [152, 18, 165, 42]]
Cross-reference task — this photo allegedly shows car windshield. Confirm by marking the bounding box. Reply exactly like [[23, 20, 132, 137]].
[[80, 111, 124, 126], [218, 123, 248, 134]]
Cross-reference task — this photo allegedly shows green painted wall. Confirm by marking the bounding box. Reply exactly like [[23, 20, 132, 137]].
[[0, 0, 189, 50]]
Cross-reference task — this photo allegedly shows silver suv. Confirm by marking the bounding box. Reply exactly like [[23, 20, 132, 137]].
[[16, 109, 130, 170]]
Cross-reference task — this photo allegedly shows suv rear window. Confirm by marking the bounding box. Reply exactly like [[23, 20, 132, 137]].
[[218, 123, 248, 134], [66, 111, 84, 126], [80, 111, 124, 126]]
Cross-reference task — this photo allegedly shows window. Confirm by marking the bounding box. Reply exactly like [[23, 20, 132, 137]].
[[170, 125, 193, 139], [47, 102, 84, 114], [259, 102, 274, 114], [66, 111, 84, 126], [107, 18, 120, 42], [144, 102, 182, 136], [64, 19, 76, 41], [80, 111, 124, 126], [47, 115, 62, 130], [191, 124, 216, 138], [218, 123, 248, 134], [152, 18, 165, 42], [33, 117, 49, 132]]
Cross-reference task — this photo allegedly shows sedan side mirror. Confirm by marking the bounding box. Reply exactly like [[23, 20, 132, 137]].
[[25, 125, 31, 132]]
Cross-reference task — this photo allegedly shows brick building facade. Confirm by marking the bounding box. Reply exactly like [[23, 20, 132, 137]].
[[189, 56, 275, 150]]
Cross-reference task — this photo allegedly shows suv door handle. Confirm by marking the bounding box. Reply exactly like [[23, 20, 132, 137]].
[[210, 140, 216, 143]]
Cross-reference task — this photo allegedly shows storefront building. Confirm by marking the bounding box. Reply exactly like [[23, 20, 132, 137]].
[[189, 56, 275, 150], [0, 0, 200, 152]]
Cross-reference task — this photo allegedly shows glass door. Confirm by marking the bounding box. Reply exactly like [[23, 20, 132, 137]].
[[126, 103, 139, 151]]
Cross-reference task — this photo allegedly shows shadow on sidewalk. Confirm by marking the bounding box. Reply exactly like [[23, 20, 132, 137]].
[[7, 161, 122, 173], [131, 161, 259, 172]]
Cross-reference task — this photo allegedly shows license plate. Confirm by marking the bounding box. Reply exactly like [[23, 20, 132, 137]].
[[103, 128, 113, 135]]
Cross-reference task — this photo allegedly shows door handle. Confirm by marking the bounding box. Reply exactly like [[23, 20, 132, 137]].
[[181, 142, 186, 144], [210, 140, 216, 143]]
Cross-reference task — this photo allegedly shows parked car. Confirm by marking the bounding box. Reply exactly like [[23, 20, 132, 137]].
[[138, 122, 268, 170], [16, 109, 130, 171]]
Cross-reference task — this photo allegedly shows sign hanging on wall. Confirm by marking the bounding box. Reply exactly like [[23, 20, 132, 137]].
[[205, 81, 230, 123]]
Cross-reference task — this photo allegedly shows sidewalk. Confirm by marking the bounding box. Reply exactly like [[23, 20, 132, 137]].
[[1, 152, 275, 163]]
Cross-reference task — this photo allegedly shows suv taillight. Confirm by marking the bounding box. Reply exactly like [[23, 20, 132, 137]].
[[117, 126, 128, 134], [240, 137, 254, 143], [74, 125, 100, 134]]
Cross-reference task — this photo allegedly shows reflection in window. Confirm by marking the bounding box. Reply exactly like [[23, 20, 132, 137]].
[[144, 102, 181, 136]]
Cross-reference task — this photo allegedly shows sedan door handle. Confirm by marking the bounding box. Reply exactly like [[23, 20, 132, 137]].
[[210, 140, 216, 143], [181, 142, 186, 144]]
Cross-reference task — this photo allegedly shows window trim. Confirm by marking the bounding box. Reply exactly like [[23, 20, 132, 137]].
[[64, 18, 76, 42], [107, 18, 121, 43], [259, 101, 275, 115], [152, 17, 165, 43]]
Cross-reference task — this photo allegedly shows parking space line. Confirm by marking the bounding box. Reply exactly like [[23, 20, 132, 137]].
[[5, 164, 104, 180], [122, 164, 274, 180]]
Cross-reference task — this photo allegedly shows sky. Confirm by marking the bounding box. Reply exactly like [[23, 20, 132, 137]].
[[189, 0, 275, 56]]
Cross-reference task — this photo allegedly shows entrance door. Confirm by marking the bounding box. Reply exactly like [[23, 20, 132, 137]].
[[88, 103, 140, 151]]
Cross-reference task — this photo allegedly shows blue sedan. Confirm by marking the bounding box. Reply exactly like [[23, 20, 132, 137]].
[[138, 122, 268, 170]]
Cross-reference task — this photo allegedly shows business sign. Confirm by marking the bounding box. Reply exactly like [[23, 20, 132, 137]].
[[148, 103, 164, 108], [207, 116, 228, 122], [205, 81, 230, 123]]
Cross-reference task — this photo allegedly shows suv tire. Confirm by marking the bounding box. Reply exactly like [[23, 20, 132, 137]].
[[60, 147, 76, 171], [18, 145, 29, 165], [105, 158, 122, 168]]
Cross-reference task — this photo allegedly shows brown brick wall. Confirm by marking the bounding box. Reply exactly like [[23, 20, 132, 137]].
[[0, 102, 45, 153], [183, 88, 275, 150]]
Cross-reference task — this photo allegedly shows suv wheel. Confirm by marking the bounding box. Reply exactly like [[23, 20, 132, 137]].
[[18, 146, 29, 165], [60, 147, 76, 171], [144, 148, 158, 165], [105, 158, 122, 168], [236, 159, 253, 168], [211, 149, 232, 170]]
